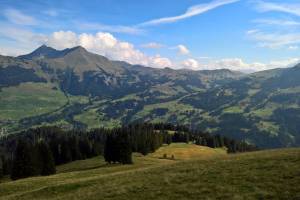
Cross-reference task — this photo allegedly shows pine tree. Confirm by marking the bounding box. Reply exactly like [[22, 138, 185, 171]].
[[11, 140, 38, 180], [79, 138, 92, 159], [201, 138, 207, 146], [104, 134, 112, 163], [104, 132, 133, 164], [60, 139, 72, 164], [37, 142, 56, 176], [2, 156, 12, 175], [207, 137, 216, 148], [216, 135, 224, 147], [0, 156, 3, 178], [118, 133, 133, 164], [228, 140, 237, 153], [49, 138, 60, 165], [69, 137, 82, 160], [185, 132, 190, 143]]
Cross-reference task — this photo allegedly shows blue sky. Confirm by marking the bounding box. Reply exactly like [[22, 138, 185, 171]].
[[1, 0, 300, 71]]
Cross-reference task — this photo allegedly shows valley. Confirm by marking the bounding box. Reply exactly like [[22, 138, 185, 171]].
[[1, 1, 300, 199], [1, 46, 299, 148]]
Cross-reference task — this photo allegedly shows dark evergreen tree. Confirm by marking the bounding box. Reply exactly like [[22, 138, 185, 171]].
[[69, 137, 82, 161], [49, 138, 60, 165], [104, 131, 133, 164], [207, 137, 216, 148], [37, 142, 56, 176], [0, 156, 3, 178], [118, 133, 133, 164], [60, 139, 72, 164], [104, 134, 113, 163], [79, 138, 92, 159], [228, 140, 237, 153], [216, 135, 224, 147], [2, 157, 12, 176], [11, 140, 38, 180]]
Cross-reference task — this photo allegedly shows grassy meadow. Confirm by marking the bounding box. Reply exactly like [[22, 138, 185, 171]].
[[0, 144, 299, 200], [0, 83, 67, 121]]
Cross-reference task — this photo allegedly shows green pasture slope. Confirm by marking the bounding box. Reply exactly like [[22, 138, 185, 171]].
[[0, 144, 299, 200]]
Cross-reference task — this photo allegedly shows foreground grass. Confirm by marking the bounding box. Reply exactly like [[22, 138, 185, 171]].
[[0, 145, 299, 200]]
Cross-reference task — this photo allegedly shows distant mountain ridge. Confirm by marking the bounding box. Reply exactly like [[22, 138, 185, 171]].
[[18, 45, 89, 60], [0, 45, 299, 148]]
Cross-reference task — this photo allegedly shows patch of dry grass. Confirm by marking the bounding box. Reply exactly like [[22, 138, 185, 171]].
[[149, 143, 226, 160]]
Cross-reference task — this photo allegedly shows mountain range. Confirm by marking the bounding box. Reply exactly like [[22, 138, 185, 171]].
[[0, 45, 299, 148]]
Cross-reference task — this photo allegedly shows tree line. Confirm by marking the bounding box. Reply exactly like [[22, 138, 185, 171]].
[[0, 123, 256, 180]]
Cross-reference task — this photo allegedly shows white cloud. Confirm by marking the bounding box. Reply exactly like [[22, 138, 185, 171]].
[[253, 18, 300, 26], [178, 57, 300, 72], [250, 3, 300, 49], [0, 45, 31, 57], [246, 29, 259, 35], [0, 25, 171, 68], [139, 0, 239, 26], [247, 29, 300, 49], [3, 8, 38, 25], [288, 45, 299, 50], [2, 27, 298, 72], [47, 31, 78, 49], [141, 42, 164, 49], [71, 0, 239, 34], [78, 22, 143, 35], [148, 55, 172, 68], [0, 24, 38, 43], [0, 23, 46, 56], [45, 31, 172, 68], [177, 45, 190, 55], [255, 1, 300, 17], [181, 59, 200, 70], [1, 23, 298, 72], [202, 58, 300, 71], [43, 9, 59, 17], [211, 58, 266, 71], [267, 58, 300, 68]]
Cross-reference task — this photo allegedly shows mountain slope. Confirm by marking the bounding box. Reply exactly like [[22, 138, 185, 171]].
[[0, 45, 299, 148], [178, 65, 300, 147]]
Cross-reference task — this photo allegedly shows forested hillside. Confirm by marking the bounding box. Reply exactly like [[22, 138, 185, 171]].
[[0, 123, 255, 180], [0, 46, 299, 148]]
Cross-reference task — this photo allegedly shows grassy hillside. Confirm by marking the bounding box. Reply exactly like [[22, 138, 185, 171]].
[[0, 145, 299, 200], [0, 82, 67, 121]]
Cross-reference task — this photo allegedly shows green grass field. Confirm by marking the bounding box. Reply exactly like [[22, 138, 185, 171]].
[[0, 144, 299, 200], [0, 83, 67, 121]]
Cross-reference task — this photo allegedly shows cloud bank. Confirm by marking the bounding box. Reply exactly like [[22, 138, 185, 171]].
[[180, 57, 300, 72], [46, 31, 172, 68]]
